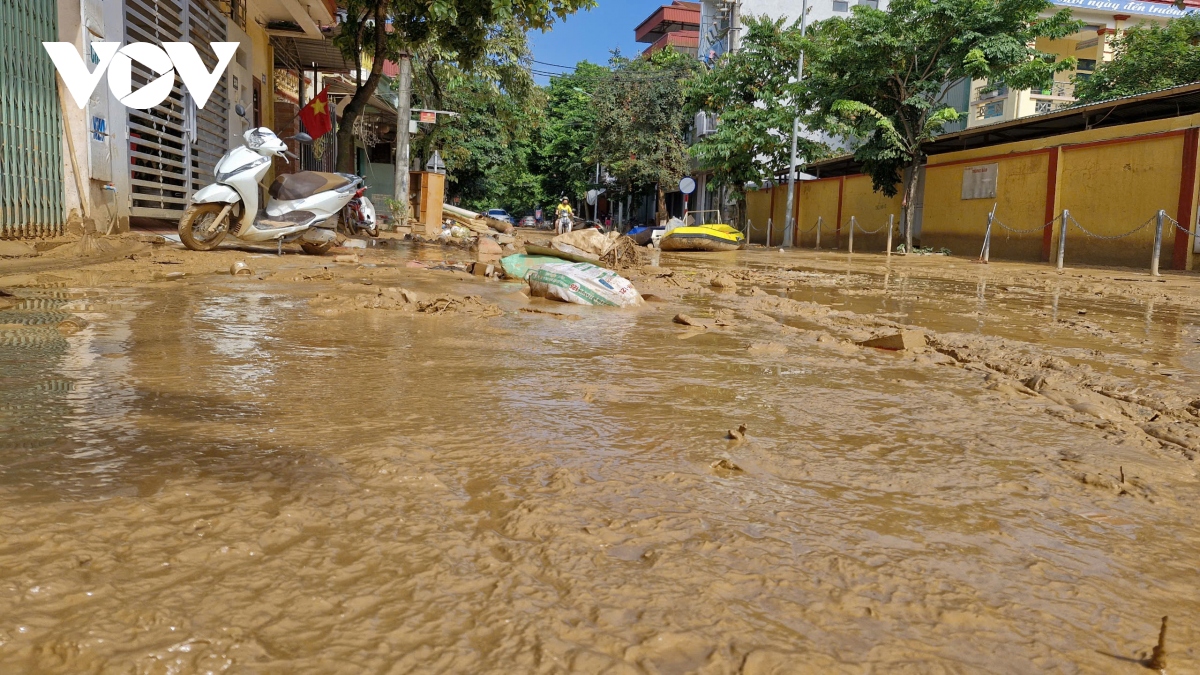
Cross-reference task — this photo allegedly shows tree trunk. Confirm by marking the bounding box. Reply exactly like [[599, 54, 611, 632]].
[[656, 185, 667, 224], [901, 156, 922, 252], [335, 1, 389, 174]]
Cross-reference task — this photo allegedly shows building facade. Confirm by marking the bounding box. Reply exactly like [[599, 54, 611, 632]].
[[635, 1, 700, 58], [966, 0, 1199, 128], [0, 0, 335, 238]]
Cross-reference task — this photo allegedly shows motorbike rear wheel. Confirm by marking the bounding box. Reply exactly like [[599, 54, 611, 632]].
[[300, 241, 334, 255], [178, 203, 230, 251]]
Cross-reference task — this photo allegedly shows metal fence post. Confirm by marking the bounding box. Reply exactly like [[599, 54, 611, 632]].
[[886, 214, 894, 256], [848, 216, 856, 254], [767, 217, 773, 247], [1056, 209, 1068, 270], [1151, 209, 1164, 277], [980, 203, 995, 263], [815, 216, 822, 250]]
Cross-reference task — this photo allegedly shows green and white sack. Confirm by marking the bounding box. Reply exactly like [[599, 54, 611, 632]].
[[525, 262, 643, 307]]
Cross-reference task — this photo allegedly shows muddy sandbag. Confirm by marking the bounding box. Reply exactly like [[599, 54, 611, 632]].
[[550, 229, 620, 260], [499, 254, 563, 280], [526, 262, 643, 307]]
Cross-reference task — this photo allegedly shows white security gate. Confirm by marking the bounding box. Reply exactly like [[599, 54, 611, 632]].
[[123, 0, 228, 220]]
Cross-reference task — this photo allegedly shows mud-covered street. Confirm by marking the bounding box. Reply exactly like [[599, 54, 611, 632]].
[[1, 233, 1198, 673]]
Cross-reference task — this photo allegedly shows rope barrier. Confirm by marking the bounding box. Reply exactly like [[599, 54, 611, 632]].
[[992, 216, 1053, 235], [853, 220, 889, 235], [1067, 212, 1156, 240], [1165, 214, 1199, 237]]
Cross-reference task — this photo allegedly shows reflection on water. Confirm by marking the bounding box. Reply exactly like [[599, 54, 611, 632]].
[[0, 267, 1197, 673]]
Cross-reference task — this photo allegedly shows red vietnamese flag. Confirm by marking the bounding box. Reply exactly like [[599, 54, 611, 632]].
[[299, 87, 333, 140]]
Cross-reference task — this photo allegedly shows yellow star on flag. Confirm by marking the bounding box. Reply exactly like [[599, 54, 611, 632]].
[[311, 99, 327, 115]]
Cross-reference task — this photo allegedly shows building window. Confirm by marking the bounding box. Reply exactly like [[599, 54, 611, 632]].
[[857, 0, 878, 6], [1076, 58, 1096, 72], [226, 0, 247, 30], [833, 0, 849, 11]]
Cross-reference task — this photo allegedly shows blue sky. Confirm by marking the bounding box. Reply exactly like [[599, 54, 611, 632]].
[[527, 0, 656, 84]]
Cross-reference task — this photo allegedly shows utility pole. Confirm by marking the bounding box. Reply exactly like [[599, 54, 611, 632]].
[[782, 0, 809, 248], [393, 50, 413, 224], [728, 1, 742, 53]]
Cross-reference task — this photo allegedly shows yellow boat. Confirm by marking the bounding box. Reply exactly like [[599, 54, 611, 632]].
[[659, 224, 746, 252]]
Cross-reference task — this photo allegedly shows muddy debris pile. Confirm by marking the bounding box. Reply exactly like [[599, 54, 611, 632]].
[[311, 286, 504, 318], [926, 332, 1200, 465]]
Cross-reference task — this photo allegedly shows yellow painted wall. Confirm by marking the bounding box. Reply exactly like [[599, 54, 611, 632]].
[[746, 190, 772, 244], [795, 178, 842, 248], [840, 175, 901, 252], [913, 113, 1200, 268], [1056, 135, 1183, 267], [922, 151, 1049, 260], [766, 185, 791, 247]]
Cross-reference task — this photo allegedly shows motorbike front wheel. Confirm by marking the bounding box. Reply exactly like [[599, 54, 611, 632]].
[[178, 203, 230, 251]]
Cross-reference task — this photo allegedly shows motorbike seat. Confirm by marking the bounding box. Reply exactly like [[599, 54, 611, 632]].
[[269, 171, 355, 201]]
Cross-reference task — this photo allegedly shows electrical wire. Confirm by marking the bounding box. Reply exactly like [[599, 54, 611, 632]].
[[532, 59, 577, 70]]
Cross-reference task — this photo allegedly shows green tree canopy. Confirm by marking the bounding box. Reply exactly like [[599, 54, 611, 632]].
[[1074, 15, 1200, 104], [533, 61, 608, 204], [802, 0, 1080, 248], [688, 16, 826, 201], [400, 21, 545, 214], [592, 48, 701, 223], [332, 0, 595, 172]]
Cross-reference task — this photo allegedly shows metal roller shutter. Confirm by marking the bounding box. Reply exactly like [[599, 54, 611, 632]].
[[124, 0, 227, 221], [1, 0, 65, 238]]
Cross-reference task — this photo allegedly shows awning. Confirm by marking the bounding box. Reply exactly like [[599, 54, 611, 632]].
[[323, 78, 397, 115], [272, 32, 354, 72]]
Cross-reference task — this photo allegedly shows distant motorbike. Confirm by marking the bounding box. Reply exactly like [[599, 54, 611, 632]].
[[341, 187, 377, 237], [179, 104, 364, 255]]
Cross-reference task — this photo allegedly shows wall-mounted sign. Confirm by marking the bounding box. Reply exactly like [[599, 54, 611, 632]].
[[962, 163, 998, 200]]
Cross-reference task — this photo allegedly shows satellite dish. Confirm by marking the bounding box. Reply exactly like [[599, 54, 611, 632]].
[[586, 189, 599, 205]]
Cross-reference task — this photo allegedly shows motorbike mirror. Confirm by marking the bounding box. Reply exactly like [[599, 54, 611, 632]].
[[291, 132, 313, 143], [234, 104, 246, 118]]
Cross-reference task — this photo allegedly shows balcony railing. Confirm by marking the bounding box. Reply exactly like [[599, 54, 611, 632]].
[[1031, 81, 1075, 99]]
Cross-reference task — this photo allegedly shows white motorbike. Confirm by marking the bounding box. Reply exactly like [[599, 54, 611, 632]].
[[179, 104, 362, 255]]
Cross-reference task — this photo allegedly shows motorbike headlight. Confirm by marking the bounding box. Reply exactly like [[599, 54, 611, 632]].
[[246, 131, 266, 149], [216, 156, 269, 182]]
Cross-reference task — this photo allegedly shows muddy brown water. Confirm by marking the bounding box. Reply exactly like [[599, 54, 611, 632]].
[[1, 246, 1198, 673]]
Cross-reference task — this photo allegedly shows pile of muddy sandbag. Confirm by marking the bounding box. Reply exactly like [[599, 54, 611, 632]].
[[500, 254, 643, 307], [548, 229, 621, 261]]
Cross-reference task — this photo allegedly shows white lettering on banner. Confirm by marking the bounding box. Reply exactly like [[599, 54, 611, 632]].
[[1049, 0, 1194, 16], [42, 42, 238, 110]]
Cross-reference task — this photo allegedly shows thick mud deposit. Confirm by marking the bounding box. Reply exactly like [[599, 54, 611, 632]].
[[1, 239, 1198, 673]]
